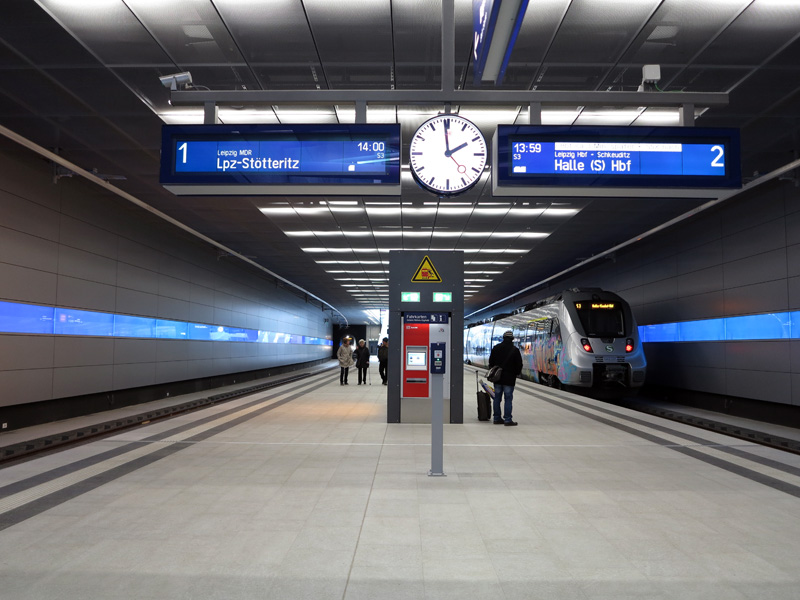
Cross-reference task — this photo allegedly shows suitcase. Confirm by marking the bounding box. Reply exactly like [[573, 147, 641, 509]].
[[475, 371, 491, 421], [477, 390, 491, 421]]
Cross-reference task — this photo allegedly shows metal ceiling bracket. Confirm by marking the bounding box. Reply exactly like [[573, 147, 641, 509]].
[[529, 102, 542, 125], [204, 101, 219, 125], [680, 103, 695, 127], [355, 100, 367, 123]]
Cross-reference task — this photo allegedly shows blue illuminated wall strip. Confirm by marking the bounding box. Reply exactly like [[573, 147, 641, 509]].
[[0, 300, 332, 346], [639, 311, 798, 342]]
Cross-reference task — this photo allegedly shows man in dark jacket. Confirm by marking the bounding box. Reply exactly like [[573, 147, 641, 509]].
[[377, 337, 389, 385], [488, 330, 523, 426]]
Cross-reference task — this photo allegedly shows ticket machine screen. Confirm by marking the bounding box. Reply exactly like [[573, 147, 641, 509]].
[[406, 347, 427, 368]]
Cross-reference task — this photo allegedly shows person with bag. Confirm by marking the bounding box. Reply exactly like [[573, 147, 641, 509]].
[[354, 339, 371, 385], [337, 338, 355, 385], [488, 330, 523, 426]]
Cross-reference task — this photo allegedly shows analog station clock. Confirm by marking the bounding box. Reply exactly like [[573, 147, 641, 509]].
[[409, 114, 487, 196]]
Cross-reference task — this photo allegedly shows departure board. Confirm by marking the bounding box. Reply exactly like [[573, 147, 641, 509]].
[[160, 124, 401, 195], [493, 125, 741, 198]]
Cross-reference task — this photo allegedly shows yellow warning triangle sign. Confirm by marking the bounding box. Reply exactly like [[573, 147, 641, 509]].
[[411, 255, 442, 283]]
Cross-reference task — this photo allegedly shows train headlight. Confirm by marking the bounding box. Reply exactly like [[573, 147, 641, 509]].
[[580, 338, 593, 353], [625, 338, 634, 353]]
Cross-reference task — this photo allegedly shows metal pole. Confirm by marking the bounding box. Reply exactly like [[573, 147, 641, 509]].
[[429, 374, 445, 476]]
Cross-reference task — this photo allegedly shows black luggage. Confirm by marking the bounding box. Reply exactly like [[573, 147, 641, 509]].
[[475, 371, 491, 421]]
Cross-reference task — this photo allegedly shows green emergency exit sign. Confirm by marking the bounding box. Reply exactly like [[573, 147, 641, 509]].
[[432, 292, 452, 303], [401, 291, 421, 302]]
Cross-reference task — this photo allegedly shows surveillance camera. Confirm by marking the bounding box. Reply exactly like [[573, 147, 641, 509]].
[[637, 64, 660, 91], [159, 72, 193, 91]]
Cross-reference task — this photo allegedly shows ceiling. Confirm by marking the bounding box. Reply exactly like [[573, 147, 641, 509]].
[[1, 0, 799, 326]]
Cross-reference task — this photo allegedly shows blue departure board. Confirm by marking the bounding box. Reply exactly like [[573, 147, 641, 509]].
[[160, 124, 401, 195], [493, 125, 741, 197]]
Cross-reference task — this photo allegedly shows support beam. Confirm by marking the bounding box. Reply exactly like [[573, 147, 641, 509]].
[[442, 0, 455, 93], [173, 89, 728, 109]]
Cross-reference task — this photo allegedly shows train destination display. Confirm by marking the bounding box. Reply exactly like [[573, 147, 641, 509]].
[[493, 125, 741, 198], [160, 124, 401, 195]]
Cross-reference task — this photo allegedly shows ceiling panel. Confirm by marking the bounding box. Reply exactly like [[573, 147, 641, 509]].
[[620, 0, 750, 67], [535, 65, 612, 91], [36, 0, 174, 66], [693, 2, 800, 67], [658, 66, 750, 93], [0, 1, 101, 67], [126, 0, 245, 66], [304, 0, 394, 90], [392, 0, 441, 90], [545, 0, 659, 64]]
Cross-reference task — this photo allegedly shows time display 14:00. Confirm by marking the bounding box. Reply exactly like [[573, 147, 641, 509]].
[[174, 140, 390, 174]]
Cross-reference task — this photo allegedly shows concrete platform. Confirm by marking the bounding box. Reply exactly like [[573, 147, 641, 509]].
[[1, 363, 800, 599]]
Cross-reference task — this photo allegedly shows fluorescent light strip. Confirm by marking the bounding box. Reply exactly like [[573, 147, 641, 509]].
[[316, 260, 388, 264], [303, 248, 529, 254], [291, 230, 547, 239], [326, 270, 386, 274]]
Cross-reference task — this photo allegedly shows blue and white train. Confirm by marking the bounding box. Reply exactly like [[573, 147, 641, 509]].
[[465, 288, 646, 393]]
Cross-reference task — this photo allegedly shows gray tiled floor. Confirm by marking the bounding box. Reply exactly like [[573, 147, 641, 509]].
[[2, 365, 800, 599]]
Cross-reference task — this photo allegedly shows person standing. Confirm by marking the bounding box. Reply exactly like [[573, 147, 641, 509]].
[[488, 330, 523, 426], [337, 338, 355, 385], [354, 339, 371, 385], [377, 337, 389, 385]]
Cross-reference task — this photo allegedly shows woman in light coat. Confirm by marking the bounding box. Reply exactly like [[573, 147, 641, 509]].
[[337, 338, 355, 385]]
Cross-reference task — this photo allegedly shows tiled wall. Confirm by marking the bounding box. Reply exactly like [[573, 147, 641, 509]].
[[0, 139, 330, 408], [513, 179, 800, 406]]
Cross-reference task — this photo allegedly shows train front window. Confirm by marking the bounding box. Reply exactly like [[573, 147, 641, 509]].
[[573, 301, 625, 337]]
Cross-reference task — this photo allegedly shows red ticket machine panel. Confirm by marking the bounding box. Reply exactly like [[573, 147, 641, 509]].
[[402, 322, 429, 398]]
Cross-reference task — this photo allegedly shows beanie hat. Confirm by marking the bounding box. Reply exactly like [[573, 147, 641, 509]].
[[503, 330, 514, 338]]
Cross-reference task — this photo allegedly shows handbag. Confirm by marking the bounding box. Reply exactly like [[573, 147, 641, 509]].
[[486, 365, 503, 383], [487, 345, 515, 383]]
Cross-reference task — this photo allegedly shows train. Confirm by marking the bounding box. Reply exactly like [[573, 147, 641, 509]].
[[464, 288, 646, 393]]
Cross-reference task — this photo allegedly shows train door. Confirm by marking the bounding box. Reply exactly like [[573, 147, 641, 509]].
[[546, 318, 563, 379]]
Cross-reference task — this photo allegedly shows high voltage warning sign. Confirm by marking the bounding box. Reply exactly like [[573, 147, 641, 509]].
[[411, 255, 442, 283]]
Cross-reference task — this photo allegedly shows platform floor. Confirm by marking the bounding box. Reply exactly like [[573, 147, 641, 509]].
[[2, 364, 800, 599]]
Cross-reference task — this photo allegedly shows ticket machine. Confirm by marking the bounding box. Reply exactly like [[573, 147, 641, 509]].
[[400, 312, 450, 422]]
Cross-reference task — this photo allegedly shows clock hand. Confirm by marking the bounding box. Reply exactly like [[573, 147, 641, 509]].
[[450, 155, 467, 174], [447, 142, 468, 156], [443, 118, 451, 153]]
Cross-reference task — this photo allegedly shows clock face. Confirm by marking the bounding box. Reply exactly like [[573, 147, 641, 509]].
[[409, 114, 487, 196]]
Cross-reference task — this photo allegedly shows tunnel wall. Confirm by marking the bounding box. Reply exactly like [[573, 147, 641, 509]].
[[0, 137, 331, 423]]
